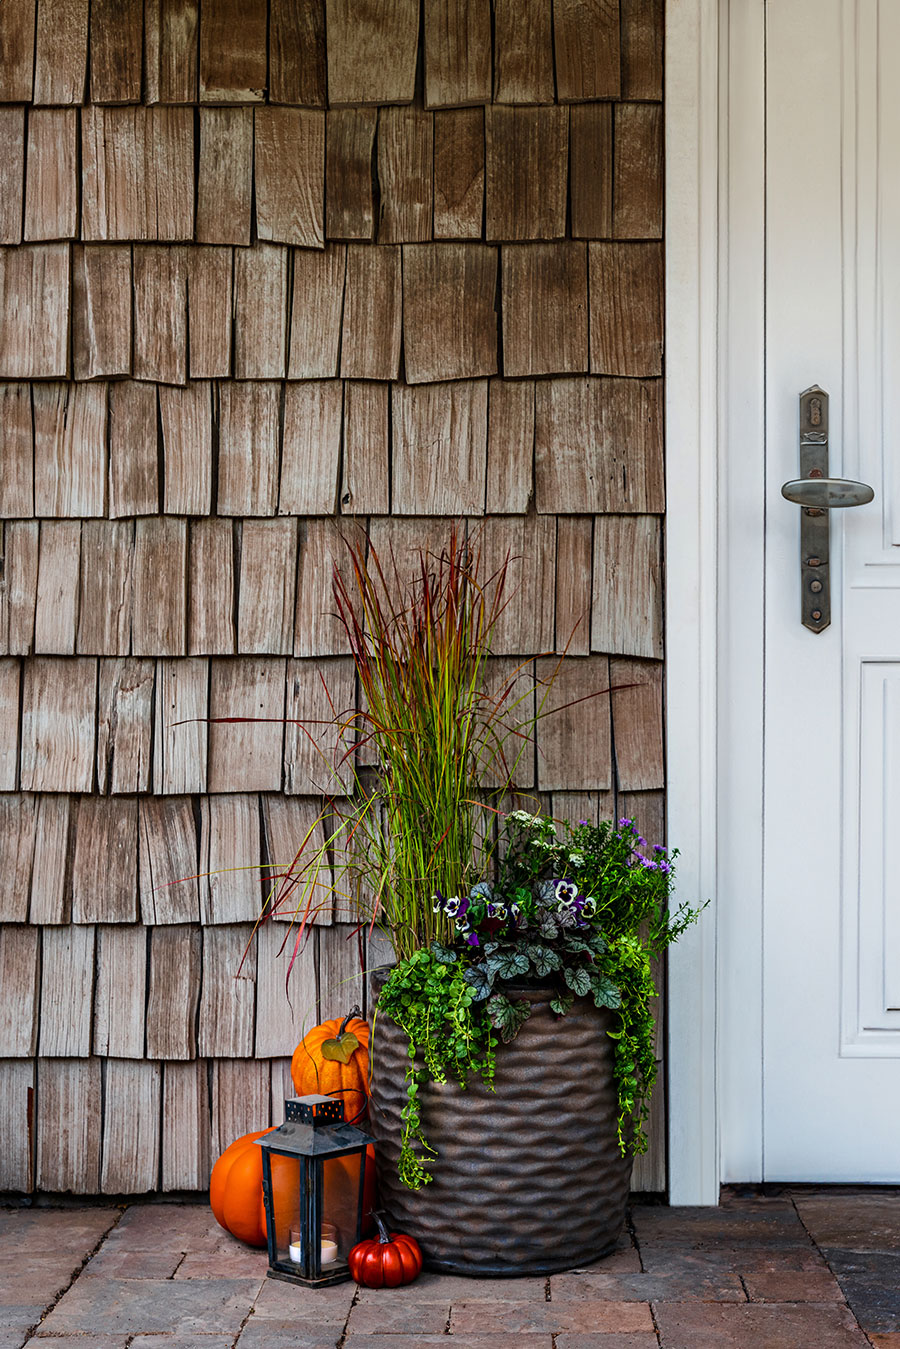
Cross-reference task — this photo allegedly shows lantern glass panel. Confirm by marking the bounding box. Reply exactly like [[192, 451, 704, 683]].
[[269, 1153, 302, 1268], [322, 1152, 366, 1263]]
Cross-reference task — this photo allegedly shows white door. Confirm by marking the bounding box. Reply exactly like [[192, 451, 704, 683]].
[[763, 0, 900, 1179]]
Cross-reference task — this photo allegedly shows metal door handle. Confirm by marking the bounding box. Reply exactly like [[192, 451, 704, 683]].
[[785, 386, 876, 634], [781, 478, 874, 508]]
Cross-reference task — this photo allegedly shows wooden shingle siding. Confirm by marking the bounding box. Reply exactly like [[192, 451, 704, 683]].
[[391, 380, 488, 516], [72, 245, 133, 381], [29, 794, 71, 923], [289, 245, 346, 378], [424, 0, 492, 109], [133, 244, 188, 384], [0, 1, 36, 103], [553, 0, 621, 102], [0, 521, 38, 655], [492, 0, 554, 104], [71, 796, 139, 923], [402, 243, 498, 384], [146, 924, 201, 1058], [34, 519, 80, 655], [81, 106, 194, 241], [233, 244, 288, 375], [501, 242, 588, 376], [0, 244, 70, 378], [325, 0, 419, 107], [90, 0, 143, 105], [93, 923, 147, 1057], [0, 1, 667, 1197], [340, 245, 402, 380], [196, 108, 253, 246], [24, 108, 77, 240], [433, 109, 484, 240], [198, 0, 267, 104], [96, 658, 154, 793], [325, 110, 376, 241], [188, 519, 236, 655], [255, 107, 325, 248], [107, 382, 159, 517], [376, 107, 433, 245], [199, 798, 263, 925], [0, 384, 33, 516], [144, 0, 199, 105], [280, 382, 342, 515], [0, 109, 25, 243], [269, 0, 326, 107], [485, 108, 568, 241], [21, 657, 96, 792], [0, 660, 21, 789], [33, 0, 88, 106], [0, 797, 37, 922], [0, 925, 40, 1055]]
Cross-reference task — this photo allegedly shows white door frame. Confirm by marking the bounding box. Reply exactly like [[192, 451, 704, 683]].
[[665, 0, 767, 1202]]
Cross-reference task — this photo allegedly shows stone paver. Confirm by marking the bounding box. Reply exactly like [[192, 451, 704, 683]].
[[552, 1269, 744, 1302], [795, 1192, 900, 1252], [4, 1189, 900, 1347], [450, 1299, 656, 1335], [653, 1300, 871, 1347], [37, 1277, 263, 1337], [742, 1269, 846, 1302]]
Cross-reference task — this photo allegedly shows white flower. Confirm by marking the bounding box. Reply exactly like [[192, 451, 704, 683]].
[[567, 852, 585, 867], [444, 896, 462, 917], [581, 897, 597, 917], [554, 880, 579, 907]]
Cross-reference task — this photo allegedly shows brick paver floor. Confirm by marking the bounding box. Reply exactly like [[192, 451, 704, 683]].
[[1, 1188, 898, 1348]]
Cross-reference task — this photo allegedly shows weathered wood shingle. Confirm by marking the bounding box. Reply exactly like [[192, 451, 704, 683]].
[[424, 0, 491, 108], [133, 245, 188, 385], [72, 245, 133, 380], [144, 0, 199, 104], [234, 245, 289, 380], [325, 0, 419, 105], [377, 106, 433, 244], [325, 110, 376, 240], [90, 0, 143, 104], [403, 243, 498, 384], [0, 244, 70, 378], [289, 245, 346, 378], [554, 0, 621, 101], [71, 796, 139, 922], [24, 108, 77, 241], [0, 1, 36, 102], [592, 514, 663, 658], [255, 107, 325, 248], [208, 658, 286, 793], [153, 657, 208, 795], [21, 657, 96, 792], [341, 383, 390, 516], [492, 0, 553, 103], [433, 108, 484, 240], [270, 0, 326, 106], [36, 1059, 101, 1194], [132, 517, 188, 657], [486, 107, 568, 241], [196, 108, 252, 246], [340, 245, 402, 381], [392, 380, 488, 516], [82, 106, 194, 241], [146, 925, 201, 1058], [237, 519, 298, 655], [93, 924, 147, 1057], [217, 382, 281, 516], [199, 796, 263, 924], [0, 384, 33, 517], [198, 0, 267, 102], [502, 243, 588, 377], [0, 108, 25, 244], [33, 0, 88, 105], [34, 520, 80, 655], [33, 382, 106, 517], [161, 382, 214, 515], [108, 382, 158, 518], [139, 794, 201, 923], [189, 519, 236, 656], [96, 658, 154, 793]]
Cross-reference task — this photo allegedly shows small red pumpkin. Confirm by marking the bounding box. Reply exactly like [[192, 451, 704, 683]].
[[348, 1212, 423, 1288]]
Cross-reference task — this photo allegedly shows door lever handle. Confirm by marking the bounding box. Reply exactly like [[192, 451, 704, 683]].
[[781, 477, 875, 509]]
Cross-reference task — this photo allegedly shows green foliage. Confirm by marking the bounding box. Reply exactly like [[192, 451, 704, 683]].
[[376, 948, 497, 1189]]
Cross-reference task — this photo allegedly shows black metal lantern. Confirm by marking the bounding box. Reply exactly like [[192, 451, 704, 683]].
[[256, 1094, 374, 1288]]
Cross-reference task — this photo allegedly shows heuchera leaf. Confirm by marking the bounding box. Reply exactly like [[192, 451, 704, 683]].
[[550, 992, 574, 1016], [525, 945, 561, 977], [463, 963, 494, 1000], [563, 966, 592, 997], [490, 950, 531, 980], [430, 941, 458, 965], [486, 993, 532, 1043], [589, 975, 622, 1010], [320, 1031, 360, 1063]]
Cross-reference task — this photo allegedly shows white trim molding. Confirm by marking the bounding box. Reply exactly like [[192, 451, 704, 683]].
[[664, 0, 724, 1205], [665, 0, 769, 1202]]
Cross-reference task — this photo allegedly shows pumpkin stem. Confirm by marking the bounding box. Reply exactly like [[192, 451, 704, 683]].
[[370, 1210, 392, 1245], [338, 1007, 362, 1038]]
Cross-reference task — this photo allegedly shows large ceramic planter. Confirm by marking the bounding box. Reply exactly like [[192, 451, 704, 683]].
[[369, 976, 632, 1275]]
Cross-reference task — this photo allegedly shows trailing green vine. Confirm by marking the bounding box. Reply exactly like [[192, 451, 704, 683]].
[[376, 948, 497, 1188]]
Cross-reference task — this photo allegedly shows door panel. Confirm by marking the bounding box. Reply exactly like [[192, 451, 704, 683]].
[[763, 0, 900, 1179]]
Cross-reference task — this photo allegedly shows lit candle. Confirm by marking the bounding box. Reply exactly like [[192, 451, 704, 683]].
[[288, 1240, 304, 1264], [320, 1239, 338, 1266]]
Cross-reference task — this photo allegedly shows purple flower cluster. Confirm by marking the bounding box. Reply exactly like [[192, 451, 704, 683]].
[[616, 819, 672, 875]]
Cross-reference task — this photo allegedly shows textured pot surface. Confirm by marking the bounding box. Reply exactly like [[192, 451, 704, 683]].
[[369, 977, 632, 1275]]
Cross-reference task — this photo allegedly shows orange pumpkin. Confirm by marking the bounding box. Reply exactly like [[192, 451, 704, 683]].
[[209, 1127, 274, 1247], [291, 1010, 371, 1123]]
